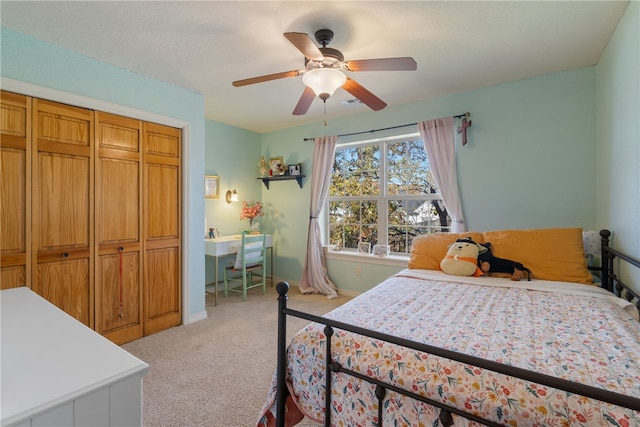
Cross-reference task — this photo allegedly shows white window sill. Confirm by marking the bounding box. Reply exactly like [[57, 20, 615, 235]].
[[324, 247, 409, 268]]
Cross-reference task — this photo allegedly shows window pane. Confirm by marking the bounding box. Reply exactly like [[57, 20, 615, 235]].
[[387, 199, 451, 254], [387, 140, 436, 195], [388, 226, 433, 253], [329, 200, 379, 250], [343, 225, 360, 249], [331, 145, 380, 197], [389, 199, 450, 229]]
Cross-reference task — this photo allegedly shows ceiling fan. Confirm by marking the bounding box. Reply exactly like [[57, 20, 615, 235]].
[[232, 29, 417, 116]]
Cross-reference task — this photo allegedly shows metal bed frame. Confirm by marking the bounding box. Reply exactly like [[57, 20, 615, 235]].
[[274, 229, 640, 427]]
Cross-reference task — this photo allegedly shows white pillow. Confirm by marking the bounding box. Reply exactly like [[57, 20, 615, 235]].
[[582, 229, 604, 268], [233, 241, 263, 269]]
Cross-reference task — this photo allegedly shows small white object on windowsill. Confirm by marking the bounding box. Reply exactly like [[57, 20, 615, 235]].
[[373, 244, 390, 257]]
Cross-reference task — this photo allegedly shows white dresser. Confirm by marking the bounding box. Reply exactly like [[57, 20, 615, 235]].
[[1, 287, 149, 427]]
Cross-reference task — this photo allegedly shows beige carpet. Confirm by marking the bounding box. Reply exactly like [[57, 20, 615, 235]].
[[122, 284, 351, 427]]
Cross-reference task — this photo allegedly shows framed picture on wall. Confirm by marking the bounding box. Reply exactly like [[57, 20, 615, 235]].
[[289, 163, 302, 176], [204, 175, 219, 198], [270, 156, 284, 175]]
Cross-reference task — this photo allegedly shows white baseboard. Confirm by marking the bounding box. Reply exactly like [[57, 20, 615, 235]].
[[186, 310, 208, 324]]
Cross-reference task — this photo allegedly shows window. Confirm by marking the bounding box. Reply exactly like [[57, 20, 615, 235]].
[[328, 134, 450, 254]]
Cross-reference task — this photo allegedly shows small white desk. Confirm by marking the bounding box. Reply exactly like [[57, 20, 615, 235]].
[[1, 287, 149, 427], [205, 234, 273, 305]]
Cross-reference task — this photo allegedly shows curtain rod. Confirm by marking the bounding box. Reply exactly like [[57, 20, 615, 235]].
[[303, 112, 470, 141]]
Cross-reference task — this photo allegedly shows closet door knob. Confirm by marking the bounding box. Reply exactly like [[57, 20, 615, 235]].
[[62, 252, 69, 258]]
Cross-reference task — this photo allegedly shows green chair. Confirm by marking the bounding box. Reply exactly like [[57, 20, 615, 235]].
[[223, 234, 267, 301]]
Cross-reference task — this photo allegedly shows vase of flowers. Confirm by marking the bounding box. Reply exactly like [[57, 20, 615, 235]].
[[240, 200, 263, 231]]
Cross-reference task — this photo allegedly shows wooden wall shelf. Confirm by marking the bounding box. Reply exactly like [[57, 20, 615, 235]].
[[258, 175, 305, 189]]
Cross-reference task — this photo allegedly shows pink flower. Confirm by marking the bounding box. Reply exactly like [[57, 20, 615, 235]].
[[239, 200, 264, 225]]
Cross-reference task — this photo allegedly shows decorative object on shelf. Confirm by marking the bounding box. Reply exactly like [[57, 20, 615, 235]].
[[259, 156, 268, 177], [372, 244, 390, 257], [289, 163, 302, 176], [270, 156, 284, 176], [240, 200, 264, 229], [204, 175, 219, 198], [208, 228, 215, 239], [225, 189, 239, 204], [357, 242, 371, 254]]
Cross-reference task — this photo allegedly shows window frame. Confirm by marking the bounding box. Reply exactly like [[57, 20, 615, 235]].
[[325, 132, 449, 255]]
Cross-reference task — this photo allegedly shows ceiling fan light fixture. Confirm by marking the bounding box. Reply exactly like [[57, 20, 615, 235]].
[[302, 68, 346, 101]]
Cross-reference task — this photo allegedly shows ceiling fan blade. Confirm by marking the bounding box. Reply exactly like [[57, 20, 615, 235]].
[[232, 70, 301, 87], [345, 57, 417, 72], [292, 87, 316, 115], [342, 78, 387, 111], [284, 32, 324, 61]]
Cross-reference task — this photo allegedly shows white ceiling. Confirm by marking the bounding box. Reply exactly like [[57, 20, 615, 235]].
[[1, 1, 629, 133]]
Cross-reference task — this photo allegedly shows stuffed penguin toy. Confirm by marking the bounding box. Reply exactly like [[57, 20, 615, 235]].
[[440, 237, 485, 277]]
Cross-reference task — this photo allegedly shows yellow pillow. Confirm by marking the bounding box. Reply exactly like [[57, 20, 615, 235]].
[[409, 232, 484, 270], [481, 228, 594, 285]]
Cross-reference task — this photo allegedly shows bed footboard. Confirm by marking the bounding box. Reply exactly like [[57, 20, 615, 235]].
[[599, 230, 640, 314]]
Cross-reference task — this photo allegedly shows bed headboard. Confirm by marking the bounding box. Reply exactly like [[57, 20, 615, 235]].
[[596, 229, 640, 316]]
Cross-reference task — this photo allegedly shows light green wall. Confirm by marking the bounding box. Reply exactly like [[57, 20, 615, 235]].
[[203, 121, 262, 284], [250, 67, 598, 292], [595, 1, 640, 293], [1, 28, 208, 320]]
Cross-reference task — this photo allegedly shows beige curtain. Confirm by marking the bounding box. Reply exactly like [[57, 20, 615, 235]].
[[418, 117, 467, 233], [299, 136, 339, 298]]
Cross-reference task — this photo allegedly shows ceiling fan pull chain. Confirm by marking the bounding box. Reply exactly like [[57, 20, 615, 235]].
[[324, 101, 327, 126]]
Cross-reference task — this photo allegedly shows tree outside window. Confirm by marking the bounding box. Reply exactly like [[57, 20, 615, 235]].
[[328, 136, 450, 254]]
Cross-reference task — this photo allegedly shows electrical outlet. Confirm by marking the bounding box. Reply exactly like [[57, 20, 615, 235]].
[[355, 266, 362, 276]]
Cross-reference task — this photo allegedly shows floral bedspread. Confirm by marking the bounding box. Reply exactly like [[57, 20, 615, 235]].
[[257, 269, 640, 427]]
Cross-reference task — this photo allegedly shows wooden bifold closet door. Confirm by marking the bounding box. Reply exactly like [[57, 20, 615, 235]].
[[31, 99, 94, 327], [0, 91, 181, 344], [95, 112, 144, 343], [143, 122, 182, 336]]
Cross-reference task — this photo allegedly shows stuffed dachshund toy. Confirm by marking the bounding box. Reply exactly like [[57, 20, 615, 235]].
[[440, 237, 485, 277], [477, 242, 532, 281]]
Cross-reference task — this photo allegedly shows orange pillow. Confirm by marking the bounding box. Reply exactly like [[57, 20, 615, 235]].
[[481, 228, 593, 285], [409, 232, 484, 270]]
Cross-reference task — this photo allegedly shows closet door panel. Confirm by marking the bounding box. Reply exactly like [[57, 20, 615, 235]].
[[37, 258, 91, 325], [146, 164, 179, 238], [36, 105, 90, 148], [97, 251, 141, 333], [1, 149, 26, 250], [145, 247, 179, 318], [37, 153, 90, 248], [143, 122, 181, 335], [1, 91, 30, 289], [32, 99, 93, 327], [98, 158, 139, 243], [95, 112, 143, 343], [1, 266, 26, 290]]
